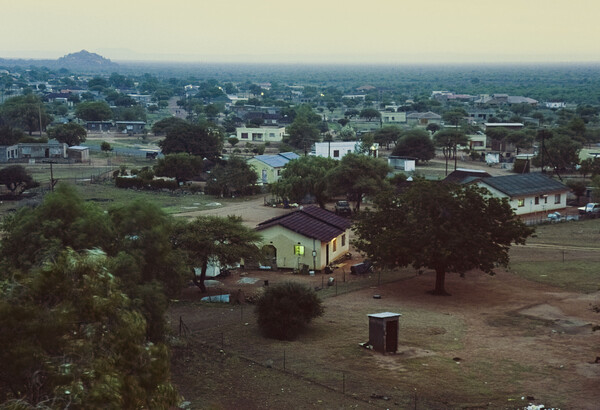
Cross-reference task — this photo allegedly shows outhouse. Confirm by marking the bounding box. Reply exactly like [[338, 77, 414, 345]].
[[368, 312, 401, 354]]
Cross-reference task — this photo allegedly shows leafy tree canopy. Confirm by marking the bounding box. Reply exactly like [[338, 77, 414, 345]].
[[74, 100, 112, 121], [205, 156, 258, 197], [327, 153, 390, 211], [0, 249, 178, 408], [47, 123, 87, 146], [151, 116, 189, 135], [393, 129, 435, 163], [174, 215, 262, 292], [272, 156, 338, 208], [354, 180, 534, 295], [0, 165, 38, 195], [158, 122, 223, 160], [153, 153, 203, 185], [0, 94, 53, 135]]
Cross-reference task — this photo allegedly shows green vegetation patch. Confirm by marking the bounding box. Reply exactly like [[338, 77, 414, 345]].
[[509, 260, 600, 293]]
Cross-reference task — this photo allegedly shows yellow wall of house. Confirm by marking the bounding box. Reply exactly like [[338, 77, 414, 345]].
[[247, 159, 280, 185], [259, 225, 350, 270]]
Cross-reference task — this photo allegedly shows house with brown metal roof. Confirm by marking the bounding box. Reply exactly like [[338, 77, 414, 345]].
[[256, 206, 352, 271]]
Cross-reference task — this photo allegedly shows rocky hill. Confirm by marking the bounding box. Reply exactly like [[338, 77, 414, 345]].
[[0, 50, 119, 72]]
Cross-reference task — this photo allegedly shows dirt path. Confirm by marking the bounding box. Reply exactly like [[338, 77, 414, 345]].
[[173, 196, 294, 227]]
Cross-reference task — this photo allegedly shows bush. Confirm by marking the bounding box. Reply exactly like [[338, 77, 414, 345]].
[[256, 281, 324, 340]]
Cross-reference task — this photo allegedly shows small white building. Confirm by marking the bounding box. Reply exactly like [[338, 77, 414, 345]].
[[313, 141, 357, 160], [388, 156, 416, 172], [380, 111, 407, 124], [236, 126, 286, 142]]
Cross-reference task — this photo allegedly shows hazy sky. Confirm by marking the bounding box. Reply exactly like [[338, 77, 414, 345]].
[[2, 0, 600, 64]]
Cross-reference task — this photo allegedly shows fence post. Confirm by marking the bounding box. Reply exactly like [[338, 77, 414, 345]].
[[283, 349, 286, 371], [179, 316, 183, 336]]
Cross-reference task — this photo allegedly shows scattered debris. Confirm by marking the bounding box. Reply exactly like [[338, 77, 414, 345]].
[[201, 294, 230, 303], [452, 357, 462, 362], [237, 277, 260, 284], [373, 295, 381, 299], [370, 393, 390, 400], [264, 359, 273, 368]]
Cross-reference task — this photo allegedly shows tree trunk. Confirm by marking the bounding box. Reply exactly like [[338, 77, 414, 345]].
[[192, 258, 208, 293], [432, 267, 450, 296]]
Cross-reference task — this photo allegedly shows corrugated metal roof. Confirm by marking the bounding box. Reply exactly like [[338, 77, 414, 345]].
[[256, 206, 351, 242], [253, 152, 299, 168], [479, 173, 568, 198], [444, 168, 492, 185]]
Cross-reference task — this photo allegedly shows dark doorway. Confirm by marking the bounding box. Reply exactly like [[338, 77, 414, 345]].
[[325, 243, 329, 266], [385, 320, 398, 353]]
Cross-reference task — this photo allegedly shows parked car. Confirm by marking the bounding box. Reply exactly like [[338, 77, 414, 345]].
[[578, 203, 600, 217], [351, 260, 373, 275], [547, 212, 565, 222], [335, 200, 352, 217]]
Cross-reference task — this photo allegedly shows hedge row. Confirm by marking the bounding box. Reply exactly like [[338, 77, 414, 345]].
[[115, 177, 179, 191]]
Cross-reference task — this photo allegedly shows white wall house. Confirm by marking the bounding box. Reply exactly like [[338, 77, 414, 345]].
[[476, 173, 569, 219], [236, 126, 286, 142]]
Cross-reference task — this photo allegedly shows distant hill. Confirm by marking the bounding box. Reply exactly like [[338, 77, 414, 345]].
[[0, 50, 119, 72]]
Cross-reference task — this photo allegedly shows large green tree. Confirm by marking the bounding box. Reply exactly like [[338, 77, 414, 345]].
[[151, 116, 188, 135], [0, 94, 53, 135], [272, 156, 338, 208], [354, 181, 533, 295], [433, 129, 468, 175], [0, 184, 187, 341], [327, 153, 390, 211], [47, 123, 87, 146], [0, 165, 37, 195], [359, 108, 381, 122], [158, 122, 223, 160], [175, 216, 262, 292], [373, 125, 402, 149], [533, 131, 582, 172], [392, 129, 435, 163], [74, 101, 112, 121], [205, 156, 258, 197], [153, 153, 203, 185], [0, 249, 178, 408]]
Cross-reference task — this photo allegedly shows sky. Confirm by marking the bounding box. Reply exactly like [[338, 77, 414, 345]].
[[2, 0, 600, 64]]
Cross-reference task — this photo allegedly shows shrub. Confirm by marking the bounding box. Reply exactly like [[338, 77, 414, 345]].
[[256, 281, 324, 340]]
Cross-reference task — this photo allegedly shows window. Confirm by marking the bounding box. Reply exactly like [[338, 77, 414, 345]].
[[241, 133, 248, 139], [269, 133, 275, 138], [333, 150, 340, 158], [534, 196, 539, 205], [277, 169, 282, 176], [332, 238, 337, 252], [517, 198, 525, 207], [341, 234, 346, 247], [554, 194, 561, 204]]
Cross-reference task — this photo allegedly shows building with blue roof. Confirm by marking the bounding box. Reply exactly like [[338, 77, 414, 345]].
[[247, 152, 300, 185]]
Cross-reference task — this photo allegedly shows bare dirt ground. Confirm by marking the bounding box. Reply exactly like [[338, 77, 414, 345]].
[[168, 190, 600, 409], [170, 264, 600, 409]]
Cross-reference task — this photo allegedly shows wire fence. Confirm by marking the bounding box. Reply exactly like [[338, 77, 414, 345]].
[[170, 270, 447, 409]]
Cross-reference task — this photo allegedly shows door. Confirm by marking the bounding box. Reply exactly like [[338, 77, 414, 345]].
[[325, 243, 329, 266], [385, 320, 398, 353]]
